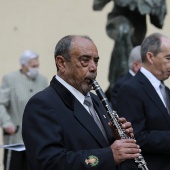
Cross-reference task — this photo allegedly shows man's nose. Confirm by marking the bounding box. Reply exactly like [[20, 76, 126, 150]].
[[89, 61, 97, 72]]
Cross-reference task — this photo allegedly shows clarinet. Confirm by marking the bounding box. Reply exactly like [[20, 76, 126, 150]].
[[92, 80, 149, 170]]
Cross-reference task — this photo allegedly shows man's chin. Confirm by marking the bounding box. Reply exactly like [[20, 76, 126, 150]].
[[164, 72, 170, 79], [81, 85, 92, 95]]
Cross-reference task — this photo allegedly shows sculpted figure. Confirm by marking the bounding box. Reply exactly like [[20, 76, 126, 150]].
[[93, 0, 167, 98]]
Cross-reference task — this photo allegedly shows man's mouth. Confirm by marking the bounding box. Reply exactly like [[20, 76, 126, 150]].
[[86, 77, 96, 84]]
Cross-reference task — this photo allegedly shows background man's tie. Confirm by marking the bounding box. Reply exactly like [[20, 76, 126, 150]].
[[84, 96, 108, 142], [160, 82, 170, 115]]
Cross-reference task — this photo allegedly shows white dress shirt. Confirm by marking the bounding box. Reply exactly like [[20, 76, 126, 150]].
[[55, 75, 90, 112], [129, 69, 135, 76]]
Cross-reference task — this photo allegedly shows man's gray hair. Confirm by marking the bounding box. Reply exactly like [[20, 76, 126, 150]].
[[128, 45, 141, 69], [54, 35, 93, 70], [20, 50, 39, 66]]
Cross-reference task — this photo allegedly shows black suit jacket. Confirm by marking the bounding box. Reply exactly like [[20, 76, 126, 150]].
[[22, 77, 138, 170], [111, 72, 133, 109], [117, 71, 170, 170]]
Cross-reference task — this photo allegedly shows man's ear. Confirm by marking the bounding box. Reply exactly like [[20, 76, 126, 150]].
[[132, 62, 138, 73], [146, 52, 154, 64], [56, 56, 66, 72]]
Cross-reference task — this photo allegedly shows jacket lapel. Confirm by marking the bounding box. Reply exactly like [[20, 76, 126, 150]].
[[92, 96, 114, 144], [50, 76, 75, 110], [50, 76, 109, 147], [74, 101, 109, 147], [137, 72, 170, 126]]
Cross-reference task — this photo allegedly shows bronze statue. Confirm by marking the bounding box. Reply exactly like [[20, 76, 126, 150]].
[[93, 0, 167, 99]]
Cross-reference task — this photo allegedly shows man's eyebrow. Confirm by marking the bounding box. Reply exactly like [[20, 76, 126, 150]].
[[79, 55, 99, 59], [80, 55, 91, 58], [165, 54, 170, 57]]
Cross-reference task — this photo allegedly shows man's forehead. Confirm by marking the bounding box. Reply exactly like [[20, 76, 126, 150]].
[[28, 58, 39, 65], [72, 36, 93, 45], [71, 38, 97, 50]]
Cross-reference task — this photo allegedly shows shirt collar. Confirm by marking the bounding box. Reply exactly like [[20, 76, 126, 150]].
[[55, 75, 89, 105], [140, 67, 161, 90], [129, 69, 135, 76]]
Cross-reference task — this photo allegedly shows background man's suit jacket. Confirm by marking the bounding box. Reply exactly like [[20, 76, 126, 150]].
[[111, 72, 133, 109], [117, 71, 170, 170]]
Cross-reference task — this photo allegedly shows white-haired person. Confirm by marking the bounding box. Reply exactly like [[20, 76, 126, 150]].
[[0, 50, 48, 170]]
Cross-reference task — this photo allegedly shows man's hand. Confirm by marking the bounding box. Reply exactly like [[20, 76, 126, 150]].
[[3, 125, 17, 135], [119, 117, 134, 138], [108, 117, 134, 139], [108, 117, 141, 164], [110, 139, 141, 165]]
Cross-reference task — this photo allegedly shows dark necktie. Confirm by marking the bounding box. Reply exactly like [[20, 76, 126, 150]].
[[84, 96, 108, 141], [159, 82, 170, 115]]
